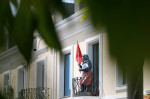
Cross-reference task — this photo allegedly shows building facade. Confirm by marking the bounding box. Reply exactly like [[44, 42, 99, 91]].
[[0, 1, 150, 99]]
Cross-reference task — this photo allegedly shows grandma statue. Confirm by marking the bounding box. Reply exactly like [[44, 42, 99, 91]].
[[78, 54, 93, 92]]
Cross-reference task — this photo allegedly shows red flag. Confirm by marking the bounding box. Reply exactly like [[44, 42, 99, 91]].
[[76, 41, 83, 64]]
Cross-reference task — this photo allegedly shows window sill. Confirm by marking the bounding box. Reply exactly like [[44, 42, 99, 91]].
[[61, 95, 71, 99], [116, 85, 127, 92]]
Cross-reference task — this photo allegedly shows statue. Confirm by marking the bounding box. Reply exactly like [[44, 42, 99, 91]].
[[78, 54, 93, 92]]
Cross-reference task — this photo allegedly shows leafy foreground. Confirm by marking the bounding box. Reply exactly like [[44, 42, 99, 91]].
[[1, 0, 150, 99], [0, 0, 67, 62]]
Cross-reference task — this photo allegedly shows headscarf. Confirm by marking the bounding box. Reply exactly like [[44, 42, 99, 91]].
[[82, 54, 89, 61]]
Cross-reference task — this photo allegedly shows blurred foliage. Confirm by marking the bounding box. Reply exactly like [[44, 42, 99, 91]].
[[85, 0, 150, 70], [76, 0, 89, 22], [0, 0, 67, 62], [0, 0, 149, 72], [0, 0, 150, 98], [0, 94, 5, 99]]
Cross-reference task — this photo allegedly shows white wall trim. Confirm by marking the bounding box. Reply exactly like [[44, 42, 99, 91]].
[[59, 24, 93, 41], [55, 11, 85, 28], [36, 37, 41, 51], [85, 34, 103, 97], [103, 93, 127, 99], [3, 70, 11, 93], [52, 49, 55, 99], [3, 70, 11, 76], [35, 47, 48, 55], [115, 60, 127, 92], [0, 46, 18, 59], [16, 65, 26, 98], [35, 56, 47, 88], [57, 45, 74, 98]]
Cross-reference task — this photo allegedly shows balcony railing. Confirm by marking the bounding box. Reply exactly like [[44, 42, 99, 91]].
[[18, 88, 51, 99], [72, 77, 99, 97]]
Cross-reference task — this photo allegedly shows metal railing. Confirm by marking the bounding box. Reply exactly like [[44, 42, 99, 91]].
[[72, 77, 99, 97], [18, 88, 51, 99]]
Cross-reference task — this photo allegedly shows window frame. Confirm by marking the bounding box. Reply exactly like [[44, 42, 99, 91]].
[[57, 45, 73, 98], [64, 53, 71, 96], [115, 61, 127, 92], [85, 34, 103, 97], [16, 65, 27, 98], [3, 70, 11, 93], [35, 56, 47, 88]]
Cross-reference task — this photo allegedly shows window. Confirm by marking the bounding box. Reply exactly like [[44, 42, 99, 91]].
[[93, 43, 99, 90], [64, 53, 71, 96], [85, 35, 103, 96], [62, 2, 75, 19], [3, 71, 10, 94], [36, 57, 47, 88], [116, 62, 127, 91], [17, 66, 25, 97], [57, 45, 73, 98]]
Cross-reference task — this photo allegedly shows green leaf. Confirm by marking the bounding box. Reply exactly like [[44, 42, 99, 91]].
[[10, 0, 18, 8], [77, 7, 88, 13], [0, 0, 12, 47], [53, 0, 67, 17], [0, 93, 5, 99], [32, 0, 61, 51], [76, 0, 82, 5], [0, 27, 5, 51], [80, 10, 89, 22], [12, 0, 35, 62]]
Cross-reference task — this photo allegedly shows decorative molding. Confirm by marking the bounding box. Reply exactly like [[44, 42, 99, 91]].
[[103, 93, 127, 99], [0, 45, 25, 73], [55, 11, 85, 28], [35, 47, 48, 56], [0, 46, 18, 60], [116, 86, 127, 92], [55, 11, 94, 41], [59, 24, 94, 41], [0, 56, 23, 68]]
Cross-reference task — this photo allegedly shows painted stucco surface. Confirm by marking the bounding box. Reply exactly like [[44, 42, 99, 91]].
[[10, 68, 17, 98]]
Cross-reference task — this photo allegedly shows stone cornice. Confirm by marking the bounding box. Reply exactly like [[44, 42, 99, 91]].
[[0, 46, 24, 68], [0, 46, 18, 60]]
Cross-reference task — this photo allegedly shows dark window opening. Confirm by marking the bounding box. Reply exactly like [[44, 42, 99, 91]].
[[62, 3, 75, 19], [93, 43, 99, 94]]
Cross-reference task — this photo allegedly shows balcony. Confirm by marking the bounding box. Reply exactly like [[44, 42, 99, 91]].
[[72, 77, 99, 97], [18, 88, 51, 99]]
